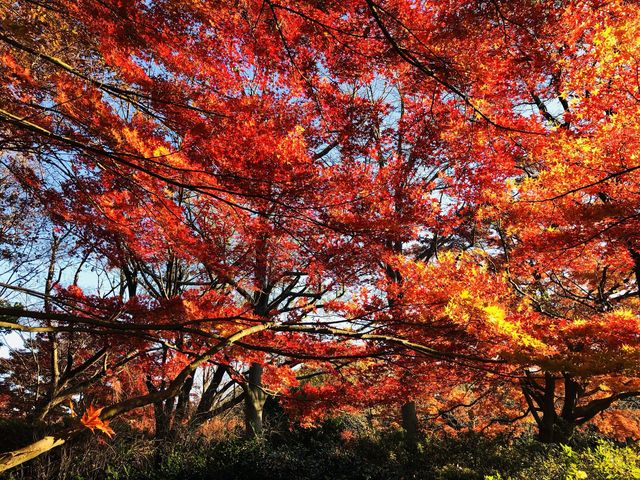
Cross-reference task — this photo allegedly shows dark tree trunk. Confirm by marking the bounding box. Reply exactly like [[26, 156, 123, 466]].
[[401, 400, 419, 450], [32, 397, 55, 423], [244, 363, 268, 437], [522, 371, 579, 444], [147, 377, 174, 440], [173, 373, 194, 430], [153, 397, 174, 440], [192, 364, 227, 426], [537, 417, 575, 444], [538, 371, 557, 443]]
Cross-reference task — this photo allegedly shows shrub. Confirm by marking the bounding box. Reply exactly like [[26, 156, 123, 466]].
[[485, 440, 640, 480], [2, 418, 639, 480]]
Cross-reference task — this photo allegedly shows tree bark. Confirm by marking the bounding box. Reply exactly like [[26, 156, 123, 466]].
[[401, 400, 419, 450], [173, 373, 194, 429], [193, 365, 227, 426], [0, 427, 79, 474], [0, 437, 65, 473], [244, 363, 268, 437], [523, 372, 578, 444]]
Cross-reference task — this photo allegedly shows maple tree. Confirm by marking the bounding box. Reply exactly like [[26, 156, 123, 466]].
[[1, 0, 640, 473]]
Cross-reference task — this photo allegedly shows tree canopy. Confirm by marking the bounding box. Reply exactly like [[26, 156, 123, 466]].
[[2, 0, 640, 471]]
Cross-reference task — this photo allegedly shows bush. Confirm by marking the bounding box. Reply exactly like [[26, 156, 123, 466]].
[[486, 440, 640, 480], [2, 419, 639, 480]]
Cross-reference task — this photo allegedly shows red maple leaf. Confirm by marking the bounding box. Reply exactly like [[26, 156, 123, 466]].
[[80, 404, 115, 438]]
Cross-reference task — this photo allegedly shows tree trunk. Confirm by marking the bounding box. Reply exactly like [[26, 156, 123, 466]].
[[401, 400, 419, 450], [172, 373, 194, 431], [537, 419, 555, 443], [537, 417, 575, 443], [32, 397, 55, 423], [523, 371, 578, 444], [152, 398, 173, 440], [537, 372, 557, 443], [147, 377, 174, 440], [244, 363, 268, 437], [199, 366, 227, 412]]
